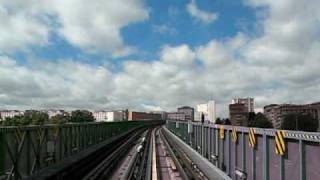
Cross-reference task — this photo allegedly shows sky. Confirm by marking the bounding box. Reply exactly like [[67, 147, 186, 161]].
[[0, 0, 320, 117]]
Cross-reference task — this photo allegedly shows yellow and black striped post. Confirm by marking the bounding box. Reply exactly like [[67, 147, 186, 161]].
[[219, 125, 225, 140], [248, 128, 256, 148], [231, 127, 238, 143], [275, 130, 286, 156]]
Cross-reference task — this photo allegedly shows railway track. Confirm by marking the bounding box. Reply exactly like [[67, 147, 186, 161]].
[[107, 127, 209, 180], [29, 125, 208, 180], [110, 130, 151, 180], [161, 128, 209, 180], [82, 128, 147, 180], [78, 126, 211, 180]]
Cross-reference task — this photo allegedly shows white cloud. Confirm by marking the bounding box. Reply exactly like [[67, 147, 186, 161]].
[[0, 0, 149, 57], [0, 56, 114, 110], [53, 0, 149, 57], [0, 6, 50, 53], [110, 0, 320, 116], [186, 0, 218, 24], [1, 0, 320, 118], [160, 45, 196, 65], [152, 24, 177, 35]]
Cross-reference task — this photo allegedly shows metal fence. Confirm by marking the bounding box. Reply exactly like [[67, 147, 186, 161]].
[[166, 120, 320, 180], [0, 121, 157, 179]]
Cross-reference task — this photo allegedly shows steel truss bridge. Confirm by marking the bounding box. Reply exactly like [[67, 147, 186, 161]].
[[0, 120, 319, 180]]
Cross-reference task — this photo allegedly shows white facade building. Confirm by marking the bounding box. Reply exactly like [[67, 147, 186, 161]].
[[196, 101, 216, 123], [46, 110, 65, 119], [194, 111, 202, 122], [0, 110, 24, 120], [93, 111, 124, 122], [93, 111, 108, 122]]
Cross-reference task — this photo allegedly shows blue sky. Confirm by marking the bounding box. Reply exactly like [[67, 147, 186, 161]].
[[18, 0, 257, 64], [122, 0, 256, 60], [0, 0, 320, 117]]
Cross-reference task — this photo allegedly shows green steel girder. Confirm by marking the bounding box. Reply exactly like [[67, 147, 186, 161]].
[[0, 120, 162, 179]]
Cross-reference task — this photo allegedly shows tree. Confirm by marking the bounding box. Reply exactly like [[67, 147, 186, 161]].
[[215, 117, 223, 124], [2, 115, 28, 126], [201, 113, 205, 124], [224, 118, 231, 125], [2, 117, 15, 126], [248, 112, 256, 126], [282, 113, 318, 132], [71, 110, 95, 123], [50, 114, 70, 124], [249, 112, 273, 128], [24, 111, 49, 125]]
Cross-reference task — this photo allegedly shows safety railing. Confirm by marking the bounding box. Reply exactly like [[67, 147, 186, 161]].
[[0, 120, 162, 179], [166, 120, 320, 180]]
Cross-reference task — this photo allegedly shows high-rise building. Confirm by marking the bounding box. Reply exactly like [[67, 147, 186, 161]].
[[232, 98, 254, 112], [196, 100, 216, 123], [229, 98, 253, 126], [177, 106, 194, 121], [264, 103, 319, 129], [229, 103, 248, 126]]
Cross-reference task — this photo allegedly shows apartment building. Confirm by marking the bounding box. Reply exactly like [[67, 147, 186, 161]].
[[264, 103, 319, 129], [0, 110, 24, 120]]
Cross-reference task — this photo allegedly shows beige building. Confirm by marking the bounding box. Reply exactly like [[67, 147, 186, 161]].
[[167, 112, 186, 121], [264, 103, 319, 129], [177, 106, 194, 121]]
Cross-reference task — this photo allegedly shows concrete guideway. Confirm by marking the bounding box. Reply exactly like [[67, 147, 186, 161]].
[[152, 128, 185, 180], [162, 127, 232, 180], [151, 129, 158, 180]]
